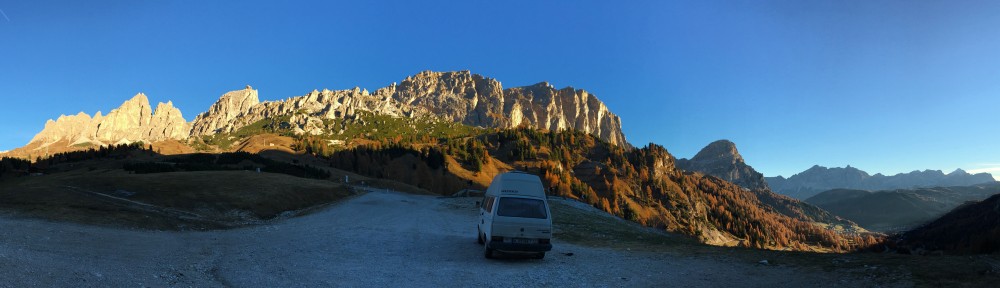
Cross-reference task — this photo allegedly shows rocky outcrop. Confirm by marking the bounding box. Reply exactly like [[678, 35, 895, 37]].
[[504, 82, 625, 146], [146, 101, 190, 141], [393, 71, 505, 128], [190, 86, 260, 136], [188, 71, 629, 146], [677, 140, 770, 191], [395, 71, 627, 146], [29, 112, 96, 146], [189, 85, 418, 137], [94, 93, 154, 143], [27, 93, 190, 147], [766, 165, 997, 200]]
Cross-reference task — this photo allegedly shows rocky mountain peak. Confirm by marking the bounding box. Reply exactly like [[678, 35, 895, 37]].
[[677, 139, 769, 191], [25, 92, 189, 149], [93, 93, 155, 142], [147, 101, 190, 141], [690, 140, 743, 163]]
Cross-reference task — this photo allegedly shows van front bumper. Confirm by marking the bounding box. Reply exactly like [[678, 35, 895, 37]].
[[488, 241, 552, 252]]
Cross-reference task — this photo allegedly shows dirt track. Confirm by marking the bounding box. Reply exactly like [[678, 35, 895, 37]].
[[0, 190, 891, 287]]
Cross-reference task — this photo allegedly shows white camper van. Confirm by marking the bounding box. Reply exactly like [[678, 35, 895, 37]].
[[477, 171, 553, 259]]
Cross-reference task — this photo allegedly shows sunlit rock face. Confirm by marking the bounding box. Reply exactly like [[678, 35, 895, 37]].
[[190, 71, 629, 146], [24, 70, 629, 152], [29, 93, 190, 146]]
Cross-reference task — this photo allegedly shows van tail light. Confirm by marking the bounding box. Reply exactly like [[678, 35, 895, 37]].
[[539, 239, 550, 244], [491, 236, 504, 242]]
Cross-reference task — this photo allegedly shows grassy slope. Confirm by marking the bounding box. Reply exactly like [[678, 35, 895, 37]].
[[0, 166, 354, 230]]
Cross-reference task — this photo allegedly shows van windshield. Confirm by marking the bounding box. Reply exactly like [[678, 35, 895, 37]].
[[496, 197, 547, 219]]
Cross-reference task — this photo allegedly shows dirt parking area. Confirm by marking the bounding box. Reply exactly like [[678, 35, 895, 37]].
[[0, 190, 891, 287]]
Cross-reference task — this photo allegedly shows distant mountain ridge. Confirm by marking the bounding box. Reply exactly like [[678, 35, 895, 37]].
[[898, 192, 1000, 254], [805, 183, 1000, 232], [4, 71, 628, 158], [766, 165, 996, 199]]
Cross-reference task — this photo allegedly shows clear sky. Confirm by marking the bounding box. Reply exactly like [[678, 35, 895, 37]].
[[1, 1, 998, 179]]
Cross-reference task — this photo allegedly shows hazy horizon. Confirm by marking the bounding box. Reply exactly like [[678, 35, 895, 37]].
[[1, 1, 998, 180]]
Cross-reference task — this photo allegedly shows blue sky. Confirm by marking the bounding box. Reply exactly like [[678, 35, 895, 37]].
[[1, 1, 998, 179]]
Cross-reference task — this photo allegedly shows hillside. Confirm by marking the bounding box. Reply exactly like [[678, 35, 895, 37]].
[[676, 140, 857, 229], [2, 116, 880, 252], [307, 125, 879, 251], [0, 156, 355, 230], [767, 165, 996, 200], [806, 183, 1000, 232], [898, 193, 1000, 254]]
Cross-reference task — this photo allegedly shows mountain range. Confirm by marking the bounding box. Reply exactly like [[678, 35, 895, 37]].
[[0, 71, 883, 252], [766, 165, 996, 200], [5, 71, 626, 159], [805, 183, 1000, 232]]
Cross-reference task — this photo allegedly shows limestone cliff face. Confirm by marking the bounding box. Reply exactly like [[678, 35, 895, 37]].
[[190, 71, 628, 146], [27, 93, 190, 147], [146, 101, 191, 141], [23, 70, 629, 152], [94, 93, 154, 143], [189, 85, 418, 136], [190, 86, 260, 136], [393, 71, 627, 146], [503, 82, 626, 147], [392, 71, 506, 128]]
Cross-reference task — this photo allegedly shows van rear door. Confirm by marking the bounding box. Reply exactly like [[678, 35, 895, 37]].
[[491, 196, 552, 244]]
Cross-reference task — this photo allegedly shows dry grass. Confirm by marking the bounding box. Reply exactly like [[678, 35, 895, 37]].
[[550, 200, 700, 252], [0, 167, 354, 230], [149, 139, 196, 155], [443, 153, 514, 189], [235, 134, 296, 154]]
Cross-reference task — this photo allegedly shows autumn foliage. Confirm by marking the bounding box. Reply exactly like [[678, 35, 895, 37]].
[[317, 126, 881, 252]]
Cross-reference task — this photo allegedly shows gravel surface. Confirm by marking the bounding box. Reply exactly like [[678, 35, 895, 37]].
[[0, 190, 880, 287]]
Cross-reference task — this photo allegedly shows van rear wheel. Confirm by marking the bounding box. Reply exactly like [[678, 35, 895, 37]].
[[484, 244, 495, 259], [533, 252, 545, 259]]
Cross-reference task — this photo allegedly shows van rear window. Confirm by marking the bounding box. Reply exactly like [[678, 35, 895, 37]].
[[496, 197, 547, 219]]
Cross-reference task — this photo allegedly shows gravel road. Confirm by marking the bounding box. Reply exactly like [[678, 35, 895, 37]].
[[0, 190, 882, 287]]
